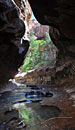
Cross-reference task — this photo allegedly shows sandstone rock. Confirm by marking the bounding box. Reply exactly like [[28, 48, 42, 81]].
[[0, 0, 74, 129], [15, 67, 55, 85], [28, 19, 49, 40], [28, 0, 75, 85], [0, 0, 29, 84], [29, 0, 75, 58], [13, 0, 32, 40], [13, 0, 32, 23], [26, 2, 75, 129]]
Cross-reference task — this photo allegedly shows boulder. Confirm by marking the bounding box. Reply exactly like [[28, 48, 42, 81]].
[[15, 66, 55, 85]]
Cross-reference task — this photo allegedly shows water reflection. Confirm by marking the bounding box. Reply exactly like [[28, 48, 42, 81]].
[[0, 84, 61, 130], [14, 103, 61, 130], [25, 91, 53, 98]]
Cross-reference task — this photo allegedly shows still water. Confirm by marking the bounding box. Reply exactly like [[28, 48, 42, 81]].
[[0, 83, 61, 130]]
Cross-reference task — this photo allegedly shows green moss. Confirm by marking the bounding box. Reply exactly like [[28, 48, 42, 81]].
[[21, 32, 56, 72], [20, 108, 30, 123], [21, 40, 45, 72]]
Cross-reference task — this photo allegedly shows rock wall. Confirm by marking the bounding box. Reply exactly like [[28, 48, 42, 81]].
[[28, 0, 75, 58], [28, 0, 75, 85], [0, 0, 29, 84], [0, 0, 75, 86], [13, 0, 32, 24], [28, 19, 49, 40], [13, 0, 32, 40]]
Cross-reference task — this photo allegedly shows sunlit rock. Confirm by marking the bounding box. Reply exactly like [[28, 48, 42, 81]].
[[13, 0, 32, 40]]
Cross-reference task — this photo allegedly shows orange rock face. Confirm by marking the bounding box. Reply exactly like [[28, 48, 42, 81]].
[[14, 0, 32, 25]]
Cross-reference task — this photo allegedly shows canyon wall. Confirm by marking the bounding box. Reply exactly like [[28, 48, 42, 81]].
[[0, 0, 29, 84], [28, 0, 75, 85]]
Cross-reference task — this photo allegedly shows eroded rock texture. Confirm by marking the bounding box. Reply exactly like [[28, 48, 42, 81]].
[[13, 0, 32, 23], [13, 0, 32, 40], [0, 0, 29, 84], [23, 1, 75, 129], [28, 0, 75, 85]]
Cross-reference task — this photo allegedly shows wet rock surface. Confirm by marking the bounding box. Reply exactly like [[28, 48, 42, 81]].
[[0, 0, 75, 130], [0, 82, 75, 130]]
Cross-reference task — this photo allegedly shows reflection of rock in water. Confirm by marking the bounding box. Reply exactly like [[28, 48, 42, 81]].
[[25, 91, 53, 98], [18, 104, 61, 130], [0, 91, 12, 99], [0, 117, 26, 130], [0, 109, 26, 130], [14, 99, 42, 104], [36, 105, 61, 120], [26, 85, 41, 90]]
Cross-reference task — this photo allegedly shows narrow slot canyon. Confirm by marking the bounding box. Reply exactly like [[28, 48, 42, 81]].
[[0, 0, 75, 130]]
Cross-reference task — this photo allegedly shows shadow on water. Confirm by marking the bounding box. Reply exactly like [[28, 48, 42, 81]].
[[0, 84, 61, 130]]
